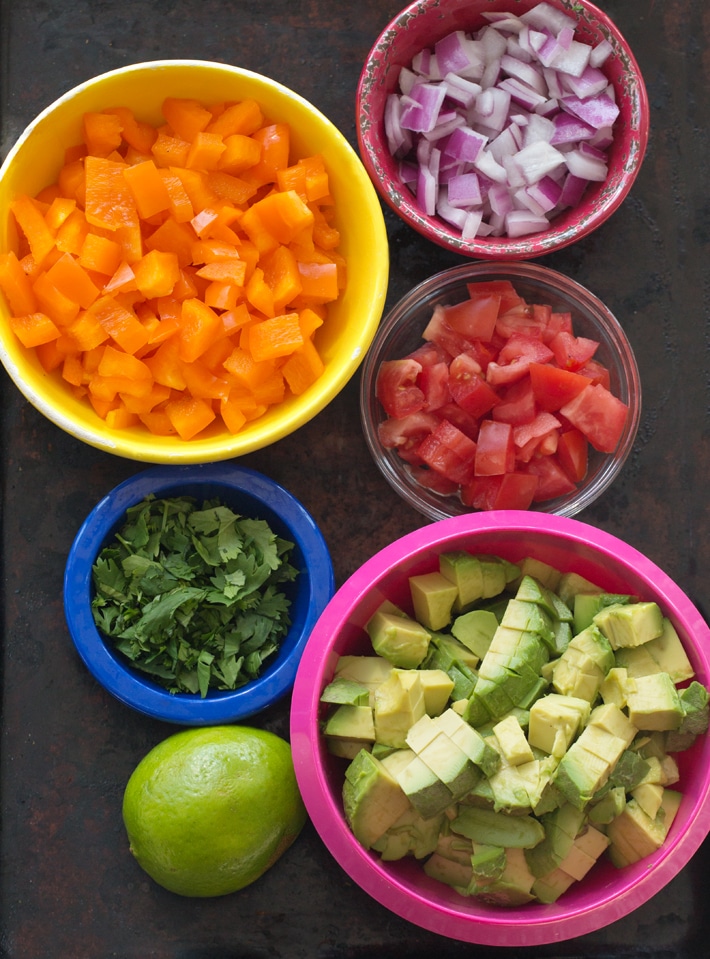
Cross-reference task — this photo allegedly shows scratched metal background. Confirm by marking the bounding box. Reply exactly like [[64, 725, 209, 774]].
[[1, 1, 709, 957]]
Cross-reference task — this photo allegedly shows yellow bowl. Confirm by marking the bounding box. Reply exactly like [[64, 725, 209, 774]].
[[0, 60, 389, 462]]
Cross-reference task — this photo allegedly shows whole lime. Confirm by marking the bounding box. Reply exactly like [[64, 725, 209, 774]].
[[122, 725, 307, 897]]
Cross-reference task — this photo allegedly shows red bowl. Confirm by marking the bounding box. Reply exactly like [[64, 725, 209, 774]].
[[356, 0, 649, 259]]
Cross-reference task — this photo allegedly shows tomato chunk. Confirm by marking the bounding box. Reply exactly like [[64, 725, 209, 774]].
[[560, 383, 629, 453], [376, 357, 425, 418]]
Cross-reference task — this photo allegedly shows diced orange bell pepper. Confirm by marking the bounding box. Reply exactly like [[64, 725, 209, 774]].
[[159, 170, 194, 223], [0, 250, 38, 315], [120, 381, 172, 414], [61, 351, 85, 386], [248, 312, 304, 363], [44, 252, 101, 309], [10, 195, 57, 265], [55, 209, 91, 256], [84, 156, 139, 231], [162, 97, 213, 142], [122, 159, 172, 219], [103, 106, 158, 154], [282, 338, 325, 395], [295, 260, 339, 304], [133, 249, 181, 299], [83, 111, 124, 157], [207, 170, 258, 206], [245, 123, 290, 185], [186, 132, 226, 171], [245, 266, 275, 316], [144, 337, 187, 390], [90, 294, 150, 354], [66, 309, 110, 352], [32, 271, 81, 325], [219, 394, 248, 434], [144, 218, 195, 268], [165, 393, 216, 440], [219, 133, 262, 174], [45, 196, 77, 232], [262, 244, 302, 314], [57, 160, 86, 204], [105, 405, 140, 430], [9, 311, 61, 348], [178, 297, 223, 363], [180, 358, 231, 400], [207, 99, 264, 138], [151, 132, 191, 169]]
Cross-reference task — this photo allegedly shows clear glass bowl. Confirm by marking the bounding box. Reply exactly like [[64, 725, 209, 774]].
[[359, 261, 641, 521]]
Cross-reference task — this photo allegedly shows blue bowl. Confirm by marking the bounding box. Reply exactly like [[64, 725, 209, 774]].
[[64, 463, 334, 725]]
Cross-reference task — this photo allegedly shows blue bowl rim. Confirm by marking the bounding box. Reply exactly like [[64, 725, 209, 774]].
[[63, 462, 335, 725]]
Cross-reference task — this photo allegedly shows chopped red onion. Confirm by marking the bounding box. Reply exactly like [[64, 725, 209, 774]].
[[384, 0, 618, 240]]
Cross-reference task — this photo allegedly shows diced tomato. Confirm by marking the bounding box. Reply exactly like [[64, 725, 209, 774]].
[[496, 304, 549, 340], [491, 376, 536, 425], [407, 341, 448, 368], [487, 333, 555, 387], [578, 357, 611, 390], [524, 455, 577, 502], [422, 304, 474, 357], [419, 361, 450, 411], [435, 418, 478, 461], [417, 419, 477, 485], [549, 331, 599, 372], [557, 428, 589, 483], [560, 382, 629, 453], [541, 310, 573, 343], [462, 472, 539, 511], [377, 411, 439, 449], [375, 357, 425, 418], [443, 293, 500, 341], [528, 362, 591, 411], [475, 420, 515, 476], [465, 279, 522, 313], [435, 402, 480, 440], [448, 352, 500, 418], [409, 466, 459, 496], [513, 411, 561, 452]]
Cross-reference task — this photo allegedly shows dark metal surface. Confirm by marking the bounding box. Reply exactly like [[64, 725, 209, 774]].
[[1, 0, 708, 956]]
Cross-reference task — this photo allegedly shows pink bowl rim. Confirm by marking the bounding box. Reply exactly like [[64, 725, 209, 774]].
[[356, 0, 651, 260], [290, 511, 710, 946]]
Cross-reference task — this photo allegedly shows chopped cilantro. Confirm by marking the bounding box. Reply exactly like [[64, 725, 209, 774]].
[[91, 495, 298, 697]]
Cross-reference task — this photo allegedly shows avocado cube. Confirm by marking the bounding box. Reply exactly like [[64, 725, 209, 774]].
[[334, 654, 393, 696], [607, 790, 682, 867], [493, 714, 534, 766], [573, 591, 632, 634], [528, 693, 590, 757], [409, 571, 459, 631], [373, 669, 426, 748], [439, 551, 485, 609], [342, 749, 411, 848], [599, 666, 631, 708], [501, 599, 555, 646], [324, 704, 375, 742], [366, 606, 431, 668], [626, 672, 683, 731], [556, 571, 604, 608], [643, 617, 695, 683], [631, 782, 664, 819], [517, 557, 562, 592], [416, 668, 455, 716], [320, 677, 371, 707], [594, 601, 664, 649], [434, 708, 501, 778], [423, 852, 473, 890], [451, 608, 498, 660], [395, 754, 455, 819], [451, 805, 545, 849], [557, 825, 609, 881]]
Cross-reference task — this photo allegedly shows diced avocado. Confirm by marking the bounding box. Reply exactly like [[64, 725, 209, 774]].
[[593, 601, 664, 649], [607, 790, 682, 867], [666, 681, 710, 750], [416, 668, 455, 716], [531, 866, 576, 904], [434, 828, 475, 866], [451, 608, 498, 660], [394, 753, 455, 819], [366, 605, 432, 668], [556, 571, 605, 608], [334, 655, 393, 697], [549, 619, 573, 657], [528, 693, 591, 758], [573, 591, 632, 634], [373, 669, 426, 748], [559, 824, 609, 881], [588, 785, 627, 825], [642, 618, 695, 683], [370, 804, 444, 861], [427, 632, 480, 673], [450, 806, 545, 849], [608, 748, 651, 791], [487, 755, 558, 814], [423, 852, 473, 891], [480, 554, 520, 594], [614, 644, 663, 678], [324, 704, 375, 742], [473, 846, 537, 906], [626, 672, 683, 731], [439, 551, 485, 610], [553, 703, 637, 808], [500, 598, 555, 647], [470, 843, 506, 880], [525, 802, 586, 878], [493, 714, 534, 766], [434, 708, 501, 778], [342, 749, 412, 849], [631, 782, 664, 820], [599, 666, 630, 708], [516, 556, 562, 592], [320, 677, 371, 706], [327, 738, 372, 760], [405, 714, 480, 800], [409, 571, 459, 631], [514, 575, 560, 619], [551, 624, 614, 703]]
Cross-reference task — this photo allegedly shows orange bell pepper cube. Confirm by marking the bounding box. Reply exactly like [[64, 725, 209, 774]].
[[90, 295, 150, 354], [103, 106, 157, 154], [10, 195, 57, 266], [32, 271, 81, 326], [144, 218, 195, 268], [178, 297, 224, 363], [165, 393, 216, 440], [151, 132, 191, 169], [98, 344, 152, 383], [180, 358, 231, 400], [245, 267, 275, 317], [105, 405, 140, 430], [186, 131, 226, 171], [159, 170, 195, 222], [61, 352, 85, 387], [44, 252, 101, 310], [282, 338, 325, 395], [262, 244, 303, 314], [122, 159, 172, 219], [45, 196, 78, 232], [0, 250, 38, 315], [133, 249, 181, 299], [245, 123, 290, 185], [296, 260, 339, 304], [57, 159, 86, 205], [84, 156, 139, 232], [219, 133, 262, 174], [207, 99, 264, 138], [9, 311, 61, 349], [83, 111, 124, 156], [248, 312, 304, 363], [144, 337, 187, 391], [219, 394, 248, 434], [66, 310, 110, 352], [78, 232, 123, 277], [195, 258, 247, 285], [243, 190, 314, 247], [162, 97, 213, 142], [55, 209, 91, 256]]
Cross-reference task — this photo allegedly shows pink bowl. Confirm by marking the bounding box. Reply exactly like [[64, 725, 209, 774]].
[[356, 0, 650, 259], [290, 512, 710, 946]]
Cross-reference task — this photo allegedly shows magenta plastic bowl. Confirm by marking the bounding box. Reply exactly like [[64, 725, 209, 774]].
[[360, 261, 641, 522], [356, 0, 649, 259], [290, 512, 710, 945]]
